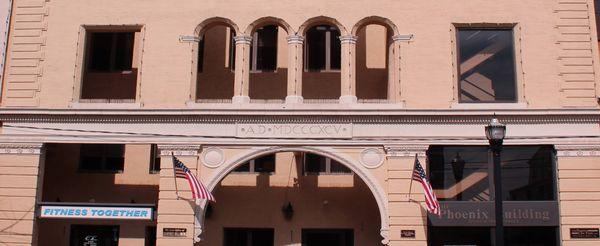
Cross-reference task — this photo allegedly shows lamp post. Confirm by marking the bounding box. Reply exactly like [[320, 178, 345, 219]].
[[485, 116, 506, 246]]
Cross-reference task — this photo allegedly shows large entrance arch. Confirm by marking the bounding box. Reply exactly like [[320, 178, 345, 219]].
[[195, 146, 390, 245]]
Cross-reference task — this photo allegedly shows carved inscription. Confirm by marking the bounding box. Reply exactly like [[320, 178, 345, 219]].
[[236, 124, 352, 139]]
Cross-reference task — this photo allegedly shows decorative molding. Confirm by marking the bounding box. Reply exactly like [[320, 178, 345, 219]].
[[555, 145, 600, 157], [157, 144, 201, 156], [360, 148, 384, 168], [384, 145, 429, 158], [0, 143, 43, 155], [286, 35, 304, 44], [202, 147, 225, 168], [339, 35, 358, 44], [233, 35, 252, 45], [179, 35, 200, 43], [392, 34, 414, 42]]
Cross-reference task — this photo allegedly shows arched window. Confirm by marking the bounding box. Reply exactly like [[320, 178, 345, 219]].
[[302, 24, 342, 101]]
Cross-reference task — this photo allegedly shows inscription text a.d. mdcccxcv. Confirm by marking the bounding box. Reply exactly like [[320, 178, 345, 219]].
[[236, 124, 353, 139]]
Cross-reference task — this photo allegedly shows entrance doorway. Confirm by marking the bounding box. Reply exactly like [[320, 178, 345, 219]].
[[70, 225, 119, 246], [302, 229, 354, 246]]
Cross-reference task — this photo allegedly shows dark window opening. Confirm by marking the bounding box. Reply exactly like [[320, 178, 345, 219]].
[[302, 229, 353, 246], [306, 25, 341, 71], [427, 226, 559, 246], [234, 154, 275, 173], [88, 32, 134, 72], [198, 37, 205, 73], [82, 29, 139, 100], [457, 28, 517, 103], [70, 225, 119, 246], [79, 144, 125, 173], [145, 226, 157, 246], [149, 144, 161, 174], [304, 153, 351, 174], [224, 228, 274, 246], [251, 25, 278, 71]]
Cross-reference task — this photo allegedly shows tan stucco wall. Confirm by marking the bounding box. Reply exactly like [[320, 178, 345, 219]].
[[2, 0, 596, 108]]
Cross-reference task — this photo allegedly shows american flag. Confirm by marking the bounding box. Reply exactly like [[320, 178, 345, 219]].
[[172, 156, 215, 202], [412, 155, 440, 215]]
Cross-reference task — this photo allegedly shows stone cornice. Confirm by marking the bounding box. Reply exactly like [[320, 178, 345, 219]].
[[0, 109, 598, 124], [157, 144, 202, 156], [0, 143, 43, 155], [384, 145, 429, 158]]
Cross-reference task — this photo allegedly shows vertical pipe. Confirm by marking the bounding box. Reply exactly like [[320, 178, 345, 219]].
[[492, 147, 504, 246]]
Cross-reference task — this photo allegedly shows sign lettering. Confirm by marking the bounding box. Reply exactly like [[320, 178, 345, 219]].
[[39, 205, 153, 220], [236, 124, 352, 139]]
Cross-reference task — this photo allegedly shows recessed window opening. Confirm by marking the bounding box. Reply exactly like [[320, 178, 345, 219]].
[[304, 153, 351, 174], [457, 27, 517, 103], [149, 144, 160, 174], [79, 144, 125, 173], [234, 154, 276, 173], [356, 24, 390, 101], [81, 29, 140, 101], [251, 25, 278, 72], [196, 25, 236, 101], [305, 25, 341, 71]]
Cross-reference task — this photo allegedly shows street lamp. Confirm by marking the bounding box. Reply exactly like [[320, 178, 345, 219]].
[[485, 116, 506, 246]]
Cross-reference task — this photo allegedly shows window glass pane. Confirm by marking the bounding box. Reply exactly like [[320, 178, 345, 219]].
[[88, 33, 113, 71], [254, 154, 275, 173], [256, 25, 278, 71], [149, 144, 161, 174], [114, 32, 134, 70], [428, 146, 491, 201], [305, 153, 326, 173], [458, 29, 516, 102], [330, 159, 351, 173], [307, 26, 327, 70], [501, 146, 555, 201], [505, 227, 558, 246], [329, 28, 341, 70], [234, 163, 250, 172], [79, 144, 124, 172], [224, 228, 274, 246], [428, 226, 492, 245]]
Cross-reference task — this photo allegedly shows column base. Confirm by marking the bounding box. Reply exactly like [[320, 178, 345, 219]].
[[285, 95, 304, 104], [339, 95, 358, 104], [231, 96, 250, 104]]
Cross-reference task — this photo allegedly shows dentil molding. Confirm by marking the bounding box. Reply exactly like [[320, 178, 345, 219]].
[[0, 143, 43, 155], [157, 144, 202, 156]]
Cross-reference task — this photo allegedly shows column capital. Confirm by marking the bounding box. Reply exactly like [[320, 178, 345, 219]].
[[157, 144, 202, 156], [286, 35, 305, 44], [392, 34, 414, 42], [384, 144, 429, 158], [0, 143, 43, 155], [339, 35, 358, 44], [233, 35, 252, 45]]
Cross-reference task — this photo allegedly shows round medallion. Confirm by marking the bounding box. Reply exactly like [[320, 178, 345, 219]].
[[203, 147, 225, 168], [360, 148, 384, 168]]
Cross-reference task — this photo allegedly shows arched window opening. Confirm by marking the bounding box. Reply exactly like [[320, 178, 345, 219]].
[[196, 25, 236, 102], [248, 25, 288, 102], [355, 24, 391, 102], [302, 25, 341, 102]]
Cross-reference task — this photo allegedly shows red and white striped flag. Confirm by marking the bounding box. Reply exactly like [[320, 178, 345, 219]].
[[412, 155, 440, 215], [172, 156, 215, 202]]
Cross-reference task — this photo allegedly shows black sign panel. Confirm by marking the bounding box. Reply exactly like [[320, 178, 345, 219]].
[[163, 228, 186, 237], [570, 228, 599, 239], [400, 230, 416, 238], [428, 201, 559, 227]]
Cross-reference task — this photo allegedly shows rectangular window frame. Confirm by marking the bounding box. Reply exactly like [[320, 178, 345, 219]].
[[233, 154, 276, 174], [303, 154, 352, 175], [149, 144, 161, 174], [73, 25, 144, 104], [452, 23, 525, 106], [250, 25, 278, 72]]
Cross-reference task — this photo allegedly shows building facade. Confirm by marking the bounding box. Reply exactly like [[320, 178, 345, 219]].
[[1, 0, 600, 245]]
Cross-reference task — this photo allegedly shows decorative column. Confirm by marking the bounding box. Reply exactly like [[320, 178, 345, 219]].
[[0, 143, 45, 246], [389, 34, 412, 104], [384, 145, 429, 246], [339, 35, 358, 103], [232, 35, 252, 104], [156, 144, 202, 246], [285, 35, 305, 104]]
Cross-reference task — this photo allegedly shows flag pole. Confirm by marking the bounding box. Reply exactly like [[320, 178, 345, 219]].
[[171, 154, 180, 200], [407, 153, 418, 201]]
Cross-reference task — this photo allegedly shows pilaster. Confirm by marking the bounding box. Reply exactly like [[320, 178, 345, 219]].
[[0, 143, 44, 246], [286, 35, 304, 104], [232, 35, 252, 104], [339, 35, 358, 104], [156, 144, 202, 246]]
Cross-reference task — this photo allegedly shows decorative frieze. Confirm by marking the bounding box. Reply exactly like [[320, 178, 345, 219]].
[[555, 145, 600, 157], [0, 143, 43, 155], [236, 123, 353, 139], [384, 145, 429, 158], [157, 144, 201, 156]]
